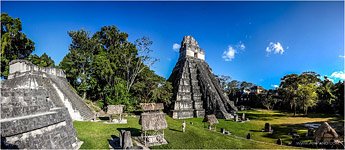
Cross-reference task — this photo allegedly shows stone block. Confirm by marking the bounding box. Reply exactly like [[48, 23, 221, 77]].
[[172, 110, 194, 119], [194, 109, 205, 118], [174, 101, 193, 110]]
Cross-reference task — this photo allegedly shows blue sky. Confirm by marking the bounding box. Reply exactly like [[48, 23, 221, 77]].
[[2, 1, 344, 89]]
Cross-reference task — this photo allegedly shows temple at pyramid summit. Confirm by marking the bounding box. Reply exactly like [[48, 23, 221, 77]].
[[168, 36, 238, 119]]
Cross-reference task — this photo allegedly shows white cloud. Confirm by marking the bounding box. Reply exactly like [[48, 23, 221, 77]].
[[330, 71, 345, 80], [222, 46, 236, 61], [239, 43, 246, 50], [326, 77, 334, 83], [266, 42, 284, 55], [339, 55, 345, 58], [172, 43, 180, 52], [271, 84, 279, 88], [222, 42, 246, 61]]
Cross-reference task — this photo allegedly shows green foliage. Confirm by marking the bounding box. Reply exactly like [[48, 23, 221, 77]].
[[240, 81, 254, 91], [261, 91, 279, 110], [277, 71, 344, 115], [1, 13, 35, 78], [60, 26, 172, 111], [332, 81, 344, 115], [27, 53, 55, 67], [297, 83, 318, 114], [132, 68, 173, 106], [316, 77, 336, 112]]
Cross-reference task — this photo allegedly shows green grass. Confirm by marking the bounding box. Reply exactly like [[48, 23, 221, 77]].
[[73, 109, 343, 149], [74, 117, 141, 149]]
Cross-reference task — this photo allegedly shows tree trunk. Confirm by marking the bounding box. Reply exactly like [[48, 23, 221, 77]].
[[293, 104, 296, 116]]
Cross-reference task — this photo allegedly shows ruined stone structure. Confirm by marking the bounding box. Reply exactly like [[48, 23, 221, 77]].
[[0, 60, 92, 148], [106, 105, 127, 124], [139, 103, 168, 146], [2, 60, 94, 121], [168, 36, 238, 119], [1, 87, 81, 148]]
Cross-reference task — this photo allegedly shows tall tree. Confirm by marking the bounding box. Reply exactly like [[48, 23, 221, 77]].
[[240, 81, 254, 91], [278, 72, 320, 115], [59, 25, 171, 111], [27, 53, 55, 67], [332, 81, 344, 115], [123, 36, 157, 93], [316, 76, 336, 112], [261, 90, 279, 110], [279, 74, 299, 115], [132, 68, 172, 105], [60, 30, 95, 99], [1, 13, 35, 78], [297, 83, 318, 114]]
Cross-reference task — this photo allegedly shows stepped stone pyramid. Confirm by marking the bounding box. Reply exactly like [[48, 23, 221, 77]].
[[168, 36, 238, 119], [0, 60, 90, 148], [1, 60, 94, 121]]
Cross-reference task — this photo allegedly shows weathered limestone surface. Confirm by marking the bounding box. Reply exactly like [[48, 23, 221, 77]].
[[1, 60, 92, 148], [168, 36, 237, 119], [0, 88, 80, 149], [2, 59, 94, 120]]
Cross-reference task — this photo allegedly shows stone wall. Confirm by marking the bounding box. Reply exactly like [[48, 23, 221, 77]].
[[0, 88, 81, 149], [179, 36, 205, 61], [8, 59, 66, 79]]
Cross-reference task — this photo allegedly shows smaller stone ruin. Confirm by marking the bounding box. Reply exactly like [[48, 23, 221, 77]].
[[234, 113, 249, 122], [119, 130, 133, 149], [109, 129, 145, 149], [106, 105, 127, 124], [203, 114, 219, 131], [314, 122, 339, 143], [139, 103, 168, 146]]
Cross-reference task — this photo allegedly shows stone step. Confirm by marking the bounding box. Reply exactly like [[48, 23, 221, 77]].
[[193, 101, 203, 109], [172, 110, 194, 119], [174, 101, 193, 110], [178, 85, 191, 93], [176, 94, 192, 101], [192, 93, 202, 97], [179, 78, 190, 85], [194, 109, 205, 118]]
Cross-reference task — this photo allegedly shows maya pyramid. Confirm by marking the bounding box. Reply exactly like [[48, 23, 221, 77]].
[[168, 36, 238, 119]]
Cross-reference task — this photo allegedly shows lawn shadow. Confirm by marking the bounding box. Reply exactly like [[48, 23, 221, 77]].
[[98, 116, 110, 121], [169, 128, 182, 132], [245, 113, 286, 121], [116, 128, 141, 136], [108, 135, 120, 149], [249, 129, 263, 132]]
